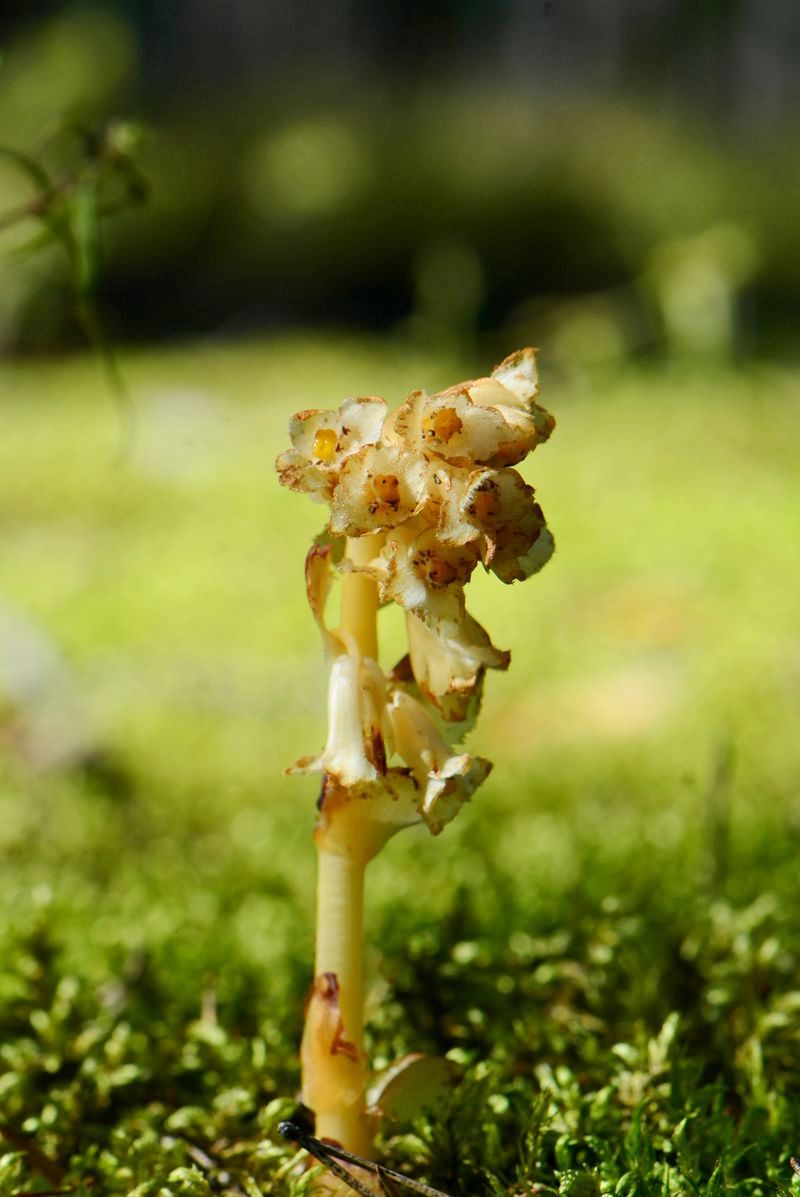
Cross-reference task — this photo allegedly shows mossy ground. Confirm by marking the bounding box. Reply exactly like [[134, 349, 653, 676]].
[[1, 339, 799, 1196]]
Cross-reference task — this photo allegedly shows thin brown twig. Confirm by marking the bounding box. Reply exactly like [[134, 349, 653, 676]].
[[0, 196, 48, 234], [278, 1122, 457, 1197], [0, 167, 80, 236], [0, 1124, 66, 1187]]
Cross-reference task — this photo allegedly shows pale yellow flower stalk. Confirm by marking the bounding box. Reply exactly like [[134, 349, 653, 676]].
[[275, 352, 556, 1158]]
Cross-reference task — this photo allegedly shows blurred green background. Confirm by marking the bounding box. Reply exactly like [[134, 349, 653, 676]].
[[1, 4, 800, 1194], [2, 1, 800, 357]]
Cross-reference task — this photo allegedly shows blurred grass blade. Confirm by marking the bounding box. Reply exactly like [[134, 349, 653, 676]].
[[70, 182, 100, 300], [0, 144, 52, 193]]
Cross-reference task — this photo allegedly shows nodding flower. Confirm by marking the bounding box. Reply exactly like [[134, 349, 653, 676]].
[[388, 689, 492, 835], [276, 395, 387, 501], [437, 466, 555, 583], [375, 523, 481, 633], [384, 348, 554, 470], [329, 443, 430, 537], [286, 650, 392, 790], [404, 610, 510, 727]]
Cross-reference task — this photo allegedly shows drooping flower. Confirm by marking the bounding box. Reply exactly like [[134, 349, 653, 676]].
[[276, 395, 387, 501], [404, 610, 510, 726], [388, 689, 491, 834], [489, 509, 555, 583], [374, 523, 480, 632], [329, 443, 430, 537], [287, 650, 393, 789], [437, 465, 555, 583], [385, 348, 554, 470]]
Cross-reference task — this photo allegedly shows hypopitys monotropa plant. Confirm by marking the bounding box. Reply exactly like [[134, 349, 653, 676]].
[[276, 349, 556, 1155]]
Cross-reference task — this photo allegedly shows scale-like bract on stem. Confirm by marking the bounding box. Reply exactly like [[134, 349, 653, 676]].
[[276, 349, 556, 1160]]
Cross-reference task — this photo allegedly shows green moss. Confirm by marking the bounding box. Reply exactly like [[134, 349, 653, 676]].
[[1, 339, 799, 1194]]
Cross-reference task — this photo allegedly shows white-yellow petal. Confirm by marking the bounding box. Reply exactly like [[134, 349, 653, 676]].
[[378, 527, 478, 632], [406, 610, 509, 725], [389, 362, 553, 469], [420, 753, 492, 835], [304, 536, 344, 656], [290, 396, 387, 460], [277, 396, 387, 501], [329, 444, 430, 537], [391, 387, 513, 467], [388, 689, 491, 834], [462, 468, 535, 548], [287, 652, 391, 788], [275, 446, 332, 501], [434, 466, 480, 547], [491, 522, 555, 584], [491, 346, 539, 405], [436, 466, 553, 587]]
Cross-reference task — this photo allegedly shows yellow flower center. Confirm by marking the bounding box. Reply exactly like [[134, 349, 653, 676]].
[[422, 407, 463, 443], [312, 427, 338, 462]]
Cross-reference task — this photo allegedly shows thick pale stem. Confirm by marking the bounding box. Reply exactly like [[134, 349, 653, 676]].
[[340, 535, 381, 660], [315, 848, 365, 1050], [302, 534, 381, 1159], [310, 845, 372, 1154]]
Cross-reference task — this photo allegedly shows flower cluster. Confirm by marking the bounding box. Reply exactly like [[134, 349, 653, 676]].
[[277, 349, 555, 839]]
